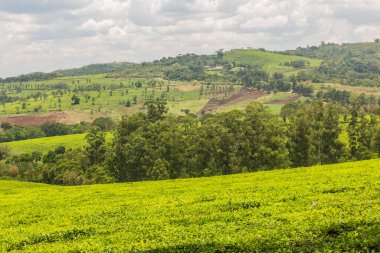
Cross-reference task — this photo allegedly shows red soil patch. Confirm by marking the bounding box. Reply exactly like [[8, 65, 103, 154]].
[[0, 110, 100, 126], [198, 88, 267, 114], [223, 88, 267, 105]]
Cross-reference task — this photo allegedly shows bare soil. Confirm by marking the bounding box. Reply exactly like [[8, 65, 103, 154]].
[[198, 88, 267, 114], [0, 110, 101, 126], [266, 94, 301, 104]]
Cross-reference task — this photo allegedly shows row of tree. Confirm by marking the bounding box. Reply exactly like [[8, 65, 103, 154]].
[[1, 100, 379, 185], [0, 118, 115, 143]]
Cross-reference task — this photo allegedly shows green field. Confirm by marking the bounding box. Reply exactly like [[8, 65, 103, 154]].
[[3, 134, 87, 155], [3, 133, 114, 155], [0, 159, 379, 252], [224, 49, 322, 75]]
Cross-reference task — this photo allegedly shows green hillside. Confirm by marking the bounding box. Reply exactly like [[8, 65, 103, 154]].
[[1, 159, 379, 252], [4, 134, 87, 155], [4, 133, 114, 155], [283, 42, 380, 86], [224, 49, 322, 75]]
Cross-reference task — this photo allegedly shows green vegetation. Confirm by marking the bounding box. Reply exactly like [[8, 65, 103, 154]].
[[0, 159, 379, 252], [0, 62, 135, 83], [1, 43, 378, 121], [0, 74, 205, 116], [283, 42, 380, 87], [0, 43, 379, 252], [224, 49, 322, 74], [4, 134, 87, 155], [1, 100, 379, 185]]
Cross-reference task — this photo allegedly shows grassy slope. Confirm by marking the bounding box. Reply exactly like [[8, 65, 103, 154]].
[[3, 134, 87, 155], [3, 133, 113, 155], [0, 159, 379, 252], [224, 49, 322, 75]]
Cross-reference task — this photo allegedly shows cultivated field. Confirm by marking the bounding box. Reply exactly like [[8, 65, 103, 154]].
[[0, 159, 379, 252]]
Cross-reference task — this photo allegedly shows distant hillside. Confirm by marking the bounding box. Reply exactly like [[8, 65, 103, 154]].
[[224, 49, 322, 75], [282, 42, 380, 86], [0, 62, 135, 83], [0, 159, 379, 252], [54, 62, 136, 77]]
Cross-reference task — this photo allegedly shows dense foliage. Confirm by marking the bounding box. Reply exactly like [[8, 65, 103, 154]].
[[0, 117, 115, 143], [1, 100, 379, 185], [0, 122, 88, 142], [283, 42, 380, 87]]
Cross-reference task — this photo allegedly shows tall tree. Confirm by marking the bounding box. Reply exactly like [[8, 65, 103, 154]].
[[85, 127, 106, 165]]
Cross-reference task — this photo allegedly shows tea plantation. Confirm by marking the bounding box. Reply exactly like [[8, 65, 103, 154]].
[[0, 159, 379, 252]]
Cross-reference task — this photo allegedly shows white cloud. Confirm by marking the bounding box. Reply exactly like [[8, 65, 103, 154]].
[[79, 19, 115, 32], [0, 0, 380, 77]]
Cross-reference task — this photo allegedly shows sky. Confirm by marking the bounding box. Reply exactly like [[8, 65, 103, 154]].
[[0, 0, 379, 78]]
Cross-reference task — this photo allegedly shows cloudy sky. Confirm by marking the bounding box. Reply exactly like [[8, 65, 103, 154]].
[[0, 0, 379, 77]]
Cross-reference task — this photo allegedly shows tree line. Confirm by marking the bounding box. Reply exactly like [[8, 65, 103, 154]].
[[1, 100, 379, 185]]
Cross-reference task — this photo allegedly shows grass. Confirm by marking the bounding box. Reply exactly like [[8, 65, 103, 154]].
[[0, 159, 379, 252], [3, 133, 113, 155], [224, 49, 322, 75], [313, 83, 380, 96], [167, 99, 209, 115], [3, 134, 87, 155], [0, 76, 203, 117]]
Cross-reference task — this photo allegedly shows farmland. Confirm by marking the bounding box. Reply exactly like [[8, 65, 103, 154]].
[[0, 75, 206, 118], [0, 49, 326, 124], [0, 159, 379, 252]]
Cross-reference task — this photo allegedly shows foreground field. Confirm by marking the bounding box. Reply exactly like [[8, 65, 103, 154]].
[[0, 159, 379, 252]]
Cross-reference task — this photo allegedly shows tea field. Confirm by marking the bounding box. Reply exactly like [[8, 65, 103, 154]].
[[0, 159, 379, 252]]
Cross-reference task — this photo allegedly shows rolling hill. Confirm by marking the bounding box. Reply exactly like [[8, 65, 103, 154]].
[[282, 42, 380, 86], [0, 159, 379, 252], [224, 49, 322, 75]]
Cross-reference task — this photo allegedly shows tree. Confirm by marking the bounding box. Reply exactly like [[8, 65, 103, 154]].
[[320, 103, 345, 164], [288, 105, 314, 167], [145, 100, 168, 122], [107, 113, 148, 181], [147, 159, 170, 180], [85, 127, 106, 165], [348, 104, 361, 160], [0, 145, 10, 160], [71, 95, 80, 105], [92, 117, 115, 131]]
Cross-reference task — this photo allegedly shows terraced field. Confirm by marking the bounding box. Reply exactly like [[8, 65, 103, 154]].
[[0, 159, 379, 252]]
